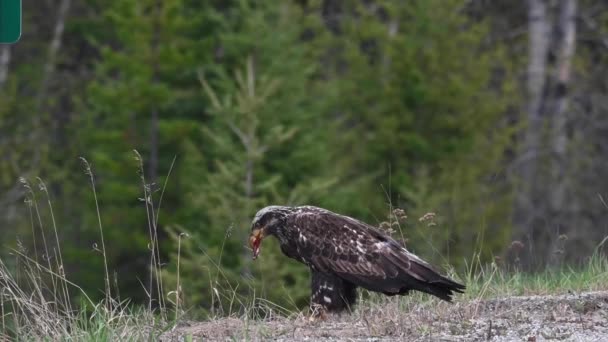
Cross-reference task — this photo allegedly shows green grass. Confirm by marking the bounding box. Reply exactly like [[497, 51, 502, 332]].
[[0, 154, 178, 341], [462, 253, 608, 299], [2, 236, 606, 340], [355, 251, 608, 314], [1, 158, 607, 340]]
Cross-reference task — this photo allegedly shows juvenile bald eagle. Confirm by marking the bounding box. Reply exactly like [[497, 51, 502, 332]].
[[248, 205, 465, 314]]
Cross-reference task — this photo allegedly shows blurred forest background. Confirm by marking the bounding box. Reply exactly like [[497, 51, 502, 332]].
[[0, 0, 607, 314]]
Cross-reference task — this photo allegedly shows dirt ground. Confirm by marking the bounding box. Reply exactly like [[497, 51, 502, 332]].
[[161, 291, 608, 341]]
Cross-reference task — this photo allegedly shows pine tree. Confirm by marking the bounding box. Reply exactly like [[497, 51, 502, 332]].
[[163, 1, 338, 314]]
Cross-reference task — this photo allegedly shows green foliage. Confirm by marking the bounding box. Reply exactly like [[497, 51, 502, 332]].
[[159, 0, 519, 314], [164, 51, 335, 314], [301, 0, 518, 266], [77, 0, 214, 301], [1, 0, 521, 317]]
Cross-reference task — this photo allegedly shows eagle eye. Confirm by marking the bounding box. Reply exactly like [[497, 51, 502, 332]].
[[254, 220, 264, 229]]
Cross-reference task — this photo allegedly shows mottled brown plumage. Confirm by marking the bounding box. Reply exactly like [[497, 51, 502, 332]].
[[248, 205, 465, 314]]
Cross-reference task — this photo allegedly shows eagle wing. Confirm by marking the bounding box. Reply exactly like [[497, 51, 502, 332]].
[[291, 208, 464, 301]]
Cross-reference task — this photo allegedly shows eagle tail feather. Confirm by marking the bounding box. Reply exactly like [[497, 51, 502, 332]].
[[402, 257, 466, 302], [378, 248, 465, 301]]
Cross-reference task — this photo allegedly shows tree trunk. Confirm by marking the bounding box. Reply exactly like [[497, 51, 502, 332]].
[[547, 0, 577, 266], [514, 0, 578, 268], [550, 0, 576, 210], [0, 45, 10, 88], [514, 0, 550, 268], [38, 0, 71, 109]]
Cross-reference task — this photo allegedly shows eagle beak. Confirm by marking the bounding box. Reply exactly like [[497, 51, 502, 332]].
[[249, 228, 265, 260]]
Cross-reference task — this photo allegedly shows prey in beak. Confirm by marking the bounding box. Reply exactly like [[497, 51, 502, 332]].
[[248, 228, 266, 260]]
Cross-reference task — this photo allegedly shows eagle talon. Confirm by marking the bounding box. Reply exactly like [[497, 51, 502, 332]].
[[309, 304, 328, 322]]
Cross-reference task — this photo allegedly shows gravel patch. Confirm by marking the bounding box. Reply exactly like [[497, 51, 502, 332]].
[[161, 291, 608, 341]]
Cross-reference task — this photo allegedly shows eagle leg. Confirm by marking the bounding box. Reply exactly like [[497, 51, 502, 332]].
[[310, 271, 357, 315], [309, 303, 328, 322]]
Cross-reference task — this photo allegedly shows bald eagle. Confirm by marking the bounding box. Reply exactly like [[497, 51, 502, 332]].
[[248, 206, 465, 315]]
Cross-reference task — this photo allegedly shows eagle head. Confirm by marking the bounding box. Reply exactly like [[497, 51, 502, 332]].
[[248, 205, 291, 259]]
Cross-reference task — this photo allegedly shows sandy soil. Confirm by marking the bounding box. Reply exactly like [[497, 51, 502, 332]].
[[161, 291, 608, 341]]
